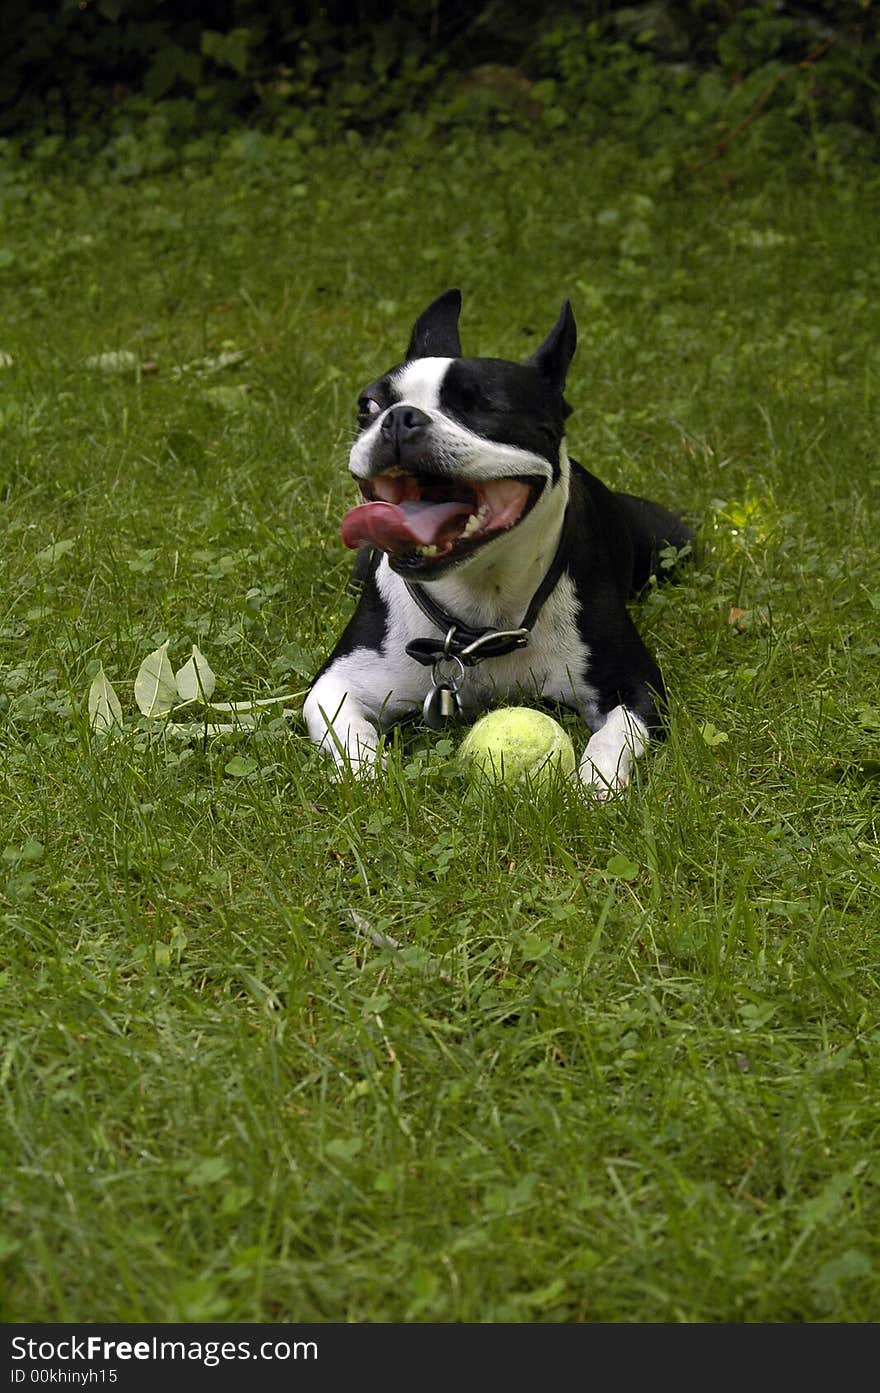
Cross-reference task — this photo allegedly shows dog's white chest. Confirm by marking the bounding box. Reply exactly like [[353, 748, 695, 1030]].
[[376, 561, 597, 724]]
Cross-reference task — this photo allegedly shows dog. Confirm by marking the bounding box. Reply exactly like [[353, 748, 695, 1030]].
[[304, 289, 693, 796]]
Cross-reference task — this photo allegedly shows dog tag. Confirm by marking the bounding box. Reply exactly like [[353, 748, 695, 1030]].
[[422, 653, 466, 730], [422, 684, 463, 730]]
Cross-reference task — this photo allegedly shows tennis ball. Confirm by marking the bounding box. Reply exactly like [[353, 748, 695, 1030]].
[[459, 707, 576, 788]]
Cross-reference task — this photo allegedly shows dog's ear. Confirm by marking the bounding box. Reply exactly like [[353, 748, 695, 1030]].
[[405, 289, 463, 361], [527, 300, 577, 392]]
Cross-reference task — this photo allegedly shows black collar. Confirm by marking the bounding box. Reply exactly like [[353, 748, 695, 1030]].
[[404, 506, 571, 669]]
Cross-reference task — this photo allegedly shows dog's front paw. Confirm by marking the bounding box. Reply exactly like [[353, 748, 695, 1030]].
[[304, 687, 385, 781], [577, 754, 629, 801], [328, 740, 385, 781], [577, 706, 647, 800]]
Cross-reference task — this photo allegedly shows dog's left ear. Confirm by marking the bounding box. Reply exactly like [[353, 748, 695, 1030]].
[[527, 300, 577, 392], [406, 289, 463, 361]]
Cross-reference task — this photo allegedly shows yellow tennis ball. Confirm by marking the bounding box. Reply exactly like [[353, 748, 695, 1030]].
[[459, 707, 576, 788]]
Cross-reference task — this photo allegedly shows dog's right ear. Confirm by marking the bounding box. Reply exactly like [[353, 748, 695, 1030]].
[[405, 289, 463, 361]]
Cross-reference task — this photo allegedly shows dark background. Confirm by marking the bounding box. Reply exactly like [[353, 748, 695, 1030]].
[[0, 1, 876, 140]]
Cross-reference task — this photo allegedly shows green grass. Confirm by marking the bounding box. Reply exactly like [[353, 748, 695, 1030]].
[[1, 122, 879, 1323]]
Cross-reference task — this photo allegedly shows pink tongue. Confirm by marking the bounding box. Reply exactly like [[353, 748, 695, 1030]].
[[341, 499, 473, 554]]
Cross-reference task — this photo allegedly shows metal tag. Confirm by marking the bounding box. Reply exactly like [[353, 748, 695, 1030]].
[[422, 653, 466, 730], [422, 684, 464, 730]]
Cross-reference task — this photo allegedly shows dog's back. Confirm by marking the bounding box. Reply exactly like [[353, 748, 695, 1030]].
[[567, 460, 694, 600]]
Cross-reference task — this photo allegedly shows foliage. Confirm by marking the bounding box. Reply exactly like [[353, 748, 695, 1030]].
[[0, 0, 877, 165]]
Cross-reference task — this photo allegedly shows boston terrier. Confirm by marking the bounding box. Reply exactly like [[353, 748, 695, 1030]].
[[304, 290, 693, 796]]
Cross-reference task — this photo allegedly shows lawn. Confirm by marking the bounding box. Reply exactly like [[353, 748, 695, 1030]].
[[1, 116, 879, 1322]]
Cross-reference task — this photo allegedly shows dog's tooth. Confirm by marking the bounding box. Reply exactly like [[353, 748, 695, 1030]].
[[416, 544, 440, 557], [461, 512, 483, 539]]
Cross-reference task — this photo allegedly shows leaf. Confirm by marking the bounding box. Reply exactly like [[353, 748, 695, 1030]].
[[83, 350, 139, 374], [171, 349, 247, 378], [220, 1185, 253, 1215], [517, 1278, 567, 1309], [855, 705, 880, 732], [185, 1157, 231, 1188], [738, 1001, 775, 1028], [800, 1171, 853, 1228], [201, 27, 254, 76], [143, 47, 185, 101], [175, 645, 216, 703], [605, 854, 639, 880], [325, 1137, 363, 1163], [169, 1276, 229, 1322], [223, 755, 258, 777], [2, 840, 44, 864], [88, 665, 124, 736], [127, 548, 160, 575], [572, 1247, 602, 1272], [35, 538, 75, 568], [201, 384, 251, 412], [812, 1249, 872, 1295], [701, 722, 729, 746], [407, 1269, 440, 1306], [373, 1169, 400, 1194], [521, 935, 552, 961], [134, 642, 178, 717]]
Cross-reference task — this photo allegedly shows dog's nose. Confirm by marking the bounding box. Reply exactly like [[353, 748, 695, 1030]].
[[381, 404, 430, 444]]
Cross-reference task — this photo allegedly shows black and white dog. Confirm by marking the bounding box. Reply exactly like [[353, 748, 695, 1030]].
[[304, 290, 692, 795]]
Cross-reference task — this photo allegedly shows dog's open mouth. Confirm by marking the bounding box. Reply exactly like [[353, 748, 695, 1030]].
[[341, 469, 540, 572]]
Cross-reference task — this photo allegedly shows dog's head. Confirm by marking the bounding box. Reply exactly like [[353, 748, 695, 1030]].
[[341, 290, 576, 579]]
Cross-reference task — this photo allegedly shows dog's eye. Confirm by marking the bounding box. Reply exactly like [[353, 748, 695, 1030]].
[[357, 396, 381, 421]]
